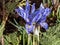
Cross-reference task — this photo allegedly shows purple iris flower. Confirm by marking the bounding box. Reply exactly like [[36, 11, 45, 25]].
[[15, 0, 51, 34]]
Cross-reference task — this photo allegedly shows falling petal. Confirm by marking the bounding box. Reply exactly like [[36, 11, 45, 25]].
[[25, 24, 35, 34], [43, 8, 51, 17], [15, 7, 24, 16], [38, 16, 46, 23], [40, 22, 48, 30], [15, 7, 29, 22]]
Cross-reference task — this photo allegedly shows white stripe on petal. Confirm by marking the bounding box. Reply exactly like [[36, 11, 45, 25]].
[[19, 6, 24, 10]]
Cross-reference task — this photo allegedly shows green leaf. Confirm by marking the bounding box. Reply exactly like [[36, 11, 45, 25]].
[[4, 32, 19, 45]]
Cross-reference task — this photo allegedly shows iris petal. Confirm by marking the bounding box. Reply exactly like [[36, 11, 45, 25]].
[[39, 3, 45, 13], [32, 13, 42, 23], [15, 7, 24, 16], [25, 24, 35, 34], [43, 8, 51, 17], [25, 0, 30, 14], [15, 7, 29, 22], [28, 10, 40, 23], [31, 3, 35, 14], [40, 22, 48, 30], [38, 16, 46, 23]]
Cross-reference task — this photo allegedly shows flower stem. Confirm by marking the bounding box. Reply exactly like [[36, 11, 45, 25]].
[[23, 30, 25, 45], [33, 35, 39, 45], [28, 34, 32, 45], [33, 26, 40, 45], [1, 36, 4, 45]]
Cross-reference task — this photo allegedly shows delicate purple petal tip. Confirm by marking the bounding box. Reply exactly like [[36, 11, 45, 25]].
[[43, 8, 51, 17], [25, 0, 30, 12], [15, 8, 21, 15], [39, 3, 45, 13], [40, 3, 44, 9], [15, 7, 29, 22], [15, 7, 24, 17], [40, 22, 48, 30], [31, 3, 35, 14]]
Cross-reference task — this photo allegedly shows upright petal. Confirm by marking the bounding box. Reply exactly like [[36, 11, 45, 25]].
[[28, 10, 39, 22], [25, 0, 30, 20], [31, 3, 35, 14], [40, 3, 44, 9], [25, 24, 35, 34], [25, 0, 30, 14], [43, 8, 51, 17], [40, 22, 48, 30], [39, 3, 45, 13], [38, 8, 51, 23]]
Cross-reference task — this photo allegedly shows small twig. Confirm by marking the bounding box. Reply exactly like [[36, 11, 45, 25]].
[[0, 0, 8, 45], [1, 36, 4, 45]]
